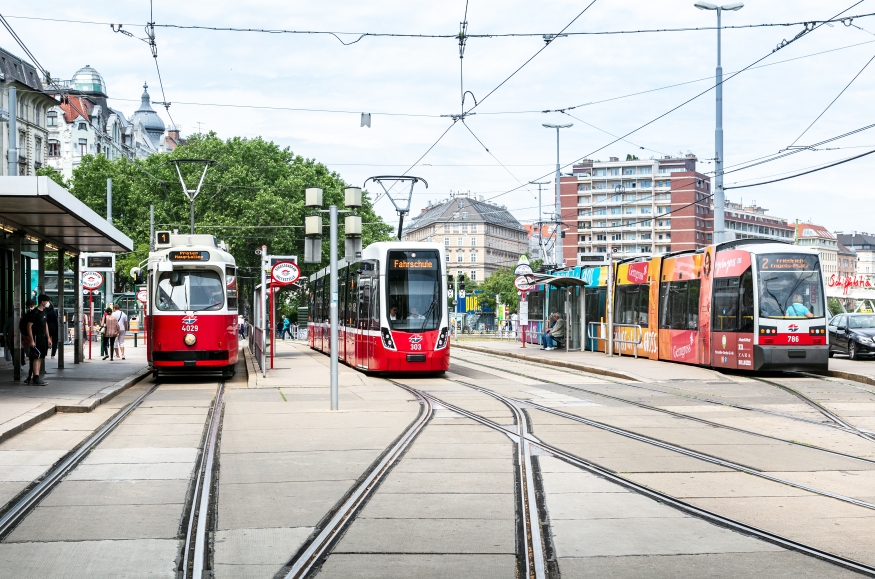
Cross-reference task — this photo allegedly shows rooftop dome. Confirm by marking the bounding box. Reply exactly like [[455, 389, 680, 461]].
[[130, 83, 166, 143], [71, 64, 107, 95]]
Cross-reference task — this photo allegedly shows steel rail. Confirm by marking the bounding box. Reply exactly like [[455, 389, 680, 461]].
[[751, 376, 875, 443], [410, 384, 875, 576], [181, 381, 226, 579], [449, 357, 875, 465], [452, 352, 865, 433], [446, 378, 875, 512], [0, 383, 160, 539], [279, 387, 433, 579]]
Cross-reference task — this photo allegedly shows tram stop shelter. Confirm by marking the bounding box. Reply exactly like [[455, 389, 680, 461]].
[[523, 272, 589, 352], [0, 176, 133, 380]]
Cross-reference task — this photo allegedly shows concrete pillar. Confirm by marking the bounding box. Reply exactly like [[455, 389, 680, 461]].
[[12, 232, 22, 380], [57, 247, 65, 369], [37, 241, 45, 295], [73, 253, 82, 364]]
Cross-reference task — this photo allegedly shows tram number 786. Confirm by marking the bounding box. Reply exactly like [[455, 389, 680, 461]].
[[786, 335, 799, 343]]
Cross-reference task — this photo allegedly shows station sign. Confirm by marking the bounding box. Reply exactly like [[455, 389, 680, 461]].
[[514, 275, 534, 292], [136, 288, 148, 304], [271, 261, 301, 286], [82, 271, 104, 291]]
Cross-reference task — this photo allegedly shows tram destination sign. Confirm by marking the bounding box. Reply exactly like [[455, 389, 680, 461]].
[[758, 254, 818, 272], [81, 253, 116, 272], [169, 250, 210, 262]]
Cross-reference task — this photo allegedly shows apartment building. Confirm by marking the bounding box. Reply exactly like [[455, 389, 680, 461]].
[[523, 223, 555, 264], [795, 223, 839, 276], [402, 193, 528, 282], [723, 200, 794, 242], [837, 232, 875, 275], [561, 154, 708, 262]]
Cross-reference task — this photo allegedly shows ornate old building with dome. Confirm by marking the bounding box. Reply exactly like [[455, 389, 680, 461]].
[[43, 64, 182, 179]]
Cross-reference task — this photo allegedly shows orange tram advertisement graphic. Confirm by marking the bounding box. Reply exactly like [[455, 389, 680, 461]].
[[557, 241, 827, 372]]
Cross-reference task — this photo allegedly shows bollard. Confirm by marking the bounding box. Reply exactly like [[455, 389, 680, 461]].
[[134, 332, 138, 348]]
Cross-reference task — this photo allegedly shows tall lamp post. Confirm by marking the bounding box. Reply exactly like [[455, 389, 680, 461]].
[[694, 1, 743, 244], [543, 123, 572, 267]]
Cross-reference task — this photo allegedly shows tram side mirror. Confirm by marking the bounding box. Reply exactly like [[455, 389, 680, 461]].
[[130, 267, 144, 285]]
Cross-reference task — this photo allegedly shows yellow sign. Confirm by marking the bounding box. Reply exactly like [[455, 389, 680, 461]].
[[392, 259, 435, 269]]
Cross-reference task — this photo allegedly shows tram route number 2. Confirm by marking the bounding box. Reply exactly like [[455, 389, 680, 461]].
[[182, 324, 199, 332]]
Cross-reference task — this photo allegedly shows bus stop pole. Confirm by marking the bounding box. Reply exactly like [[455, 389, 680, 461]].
[[329, 205, 339, 411]]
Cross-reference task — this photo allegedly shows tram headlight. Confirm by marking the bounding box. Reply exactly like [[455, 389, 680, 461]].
[[184, 333, 197, 346], [380, 327, 396, 351], [435, 327, 449, 350]]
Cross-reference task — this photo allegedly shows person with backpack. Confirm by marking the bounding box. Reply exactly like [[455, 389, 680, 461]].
[[112, 304, 128, 360], [25, 296, 51, 386]]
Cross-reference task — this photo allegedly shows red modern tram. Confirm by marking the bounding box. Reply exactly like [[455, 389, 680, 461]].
[[145, 232, 239, 378], [308, 242, 450, 373]]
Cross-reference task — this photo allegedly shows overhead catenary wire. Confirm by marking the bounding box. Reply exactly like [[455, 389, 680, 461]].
[[484, 0, 868, 203], [724, 148, 875, 190]]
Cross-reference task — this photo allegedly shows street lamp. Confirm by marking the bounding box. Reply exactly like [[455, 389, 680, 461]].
[[695, 1, 743, 244], [542, 123, 573, 267]]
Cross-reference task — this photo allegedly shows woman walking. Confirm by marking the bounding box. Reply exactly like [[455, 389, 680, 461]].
[[102, 307, 120, 360]]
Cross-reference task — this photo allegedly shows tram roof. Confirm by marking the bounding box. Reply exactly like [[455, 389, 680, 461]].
[[0, 176, 132, 254]]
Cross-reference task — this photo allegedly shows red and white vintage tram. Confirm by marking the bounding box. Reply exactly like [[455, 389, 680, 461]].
[[308, 242, 450, 373], [145, 233, 239, 379]]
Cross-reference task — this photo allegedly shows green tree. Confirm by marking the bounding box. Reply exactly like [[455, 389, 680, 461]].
[[36, 166, 69, 188], [66, 133, 393, 312], [477, 268, 518, 312]]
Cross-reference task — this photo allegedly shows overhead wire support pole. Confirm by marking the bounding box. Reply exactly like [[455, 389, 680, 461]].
[[329, 205, 339, 411]]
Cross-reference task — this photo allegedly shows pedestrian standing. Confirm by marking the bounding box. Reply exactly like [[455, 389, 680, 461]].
[[19, 299, 35, 381], [103, 307, 120, 361], [281, 315, 292, 340], [26, 295, 52, 386], [112, 304, 128, 360], [99, 308, 110, 359], [46, 301, 59, 358]]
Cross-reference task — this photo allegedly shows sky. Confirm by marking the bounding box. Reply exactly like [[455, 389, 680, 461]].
[[5, 0, 875, 235]]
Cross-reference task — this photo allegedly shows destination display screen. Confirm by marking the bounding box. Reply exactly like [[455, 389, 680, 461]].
[[86, 256, 113, 269], [169, 250, 210, 262], [757, 254, 818, 272], [390, 257, 437, 269]]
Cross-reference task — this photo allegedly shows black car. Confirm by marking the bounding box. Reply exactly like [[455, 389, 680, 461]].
[[828, 314, 875, 360]]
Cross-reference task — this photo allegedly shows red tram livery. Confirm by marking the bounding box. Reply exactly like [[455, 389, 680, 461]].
[[145, 233, 239, 379], [309, 242, 450, 373]]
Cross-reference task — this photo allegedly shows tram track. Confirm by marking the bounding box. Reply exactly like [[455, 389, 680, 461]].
[[449, 355, 875, 464], [402, 378, 875, 577], [452, 351, 875, 437], [276, 387, 433, 579], [0, 382, 161, 539]]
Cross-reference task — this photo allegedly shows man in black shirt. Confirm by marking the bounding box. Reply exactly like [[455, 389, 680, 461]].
[[26, 294, 52, 386]]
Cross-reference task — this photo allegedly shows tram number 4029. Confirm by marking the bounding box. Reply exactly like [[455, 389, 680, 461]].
[[182, 324, 199, 332]]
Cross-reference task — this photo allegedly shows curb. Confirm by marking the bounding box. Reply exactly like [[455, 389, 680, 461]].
[[453, 343, 642, 382], [0, 366, 152, 443], [828, 370, 875, 387], [243, 346, 259, 388], [55, 367, 152, 412]]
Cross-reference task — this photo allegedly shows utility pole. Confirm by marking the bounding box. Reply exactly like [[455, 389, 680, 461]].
[[530, 180, 550, 263], [106, 178, 113, 307], [329, 204, 339, 411], [542, 123, 572, 267], [695, 1, 744, 243]]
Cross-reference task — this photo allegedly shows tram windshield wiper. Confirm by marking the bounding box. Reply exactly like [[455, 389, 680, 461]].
[[191, 301, 221, 313]]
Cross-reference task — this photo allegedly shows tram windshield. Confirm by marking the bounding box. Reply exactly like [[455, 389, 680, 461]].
[[756, 254, 824, 319], [156, 270, 224, 311], [386, 250, 441, 332]]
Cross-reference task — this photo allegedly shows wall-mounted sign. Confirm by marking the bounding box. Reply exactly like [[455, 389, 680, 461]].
[[82, 271, 104, 291], [169, 250, 210, 262]]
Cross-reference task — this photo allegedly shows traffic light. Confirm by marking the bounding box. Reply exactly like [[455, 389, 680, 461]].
[[448, 274, 455, 284]]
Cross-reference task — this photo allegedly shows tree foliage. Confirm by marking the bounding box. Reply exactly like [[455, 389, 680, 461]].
[[65, 133, 393, 314]]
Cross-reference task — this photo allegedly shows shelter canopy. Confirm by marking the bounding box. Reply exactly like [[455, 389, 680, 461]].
[[0, 176, 132, 253]]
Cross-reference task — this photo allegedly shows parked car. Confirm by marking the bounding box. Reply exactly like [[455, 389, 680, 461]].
[[828, 314, 875, 360]]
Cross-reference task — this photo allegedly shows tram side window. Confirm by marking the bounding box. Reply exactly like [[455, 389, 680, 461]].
[[371, 279, 380, 330], [156, 270, 224, 311], [739, 269, 754, 333], [357, 275, 371, 328], [614, 285, 649, 326], [659, 280, 700, 330], [712, 278, 739, 331], [226, 266, 238, 311], [338, 267, 348, 326]]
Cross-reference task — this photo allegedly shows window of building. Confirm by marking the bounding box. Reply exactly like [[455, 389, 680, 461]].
[[471, 224, 477, 233], [639, 167, 651, 175], [34, 138, 42, 164], [611, 233, 622, 241], [625, 207, 635, 214], [48, 139, 60, 157], [641, 233, 652, 240], [47, 111, 58, 127], [470, 271, 477, 281], [594, 169, 606, 177], [462, 212, 469, 220], [640, 180, 652, 188], [657, 206, 668, 214], [623, 168, 636, 175], [457, 253, 463, 262], [457, 237, 463, 246], [596, 234, 607, 241], [578, 184, 590, 191], [610, 207, 621, 215], [470, 252, 477, 263], [641, 207, 651, 214], [78, 139, 87, 155], [595, 183, 607, 189], [445, 253, 450, 262], [78, 122, 87, 131], [470, 238, 477, 246], [595, 208, 606, 215], [610, 168, 619, 176], [444, 237, 450, 246]]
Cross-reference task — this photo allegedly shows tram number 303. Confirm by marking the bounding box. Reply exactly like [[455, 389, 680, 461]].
[[182, 324, 199, 332], [410, 343, 422, 351]]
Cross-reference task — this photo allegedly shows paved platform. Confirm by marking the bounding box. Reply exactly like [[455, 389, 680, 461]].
[[0, 343, 150, 443]]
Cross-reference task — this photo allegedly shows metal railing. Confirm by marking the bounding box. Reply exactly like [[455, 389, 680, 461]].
[[250, 326, 264, 372], [587, 322, 644, 358]]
